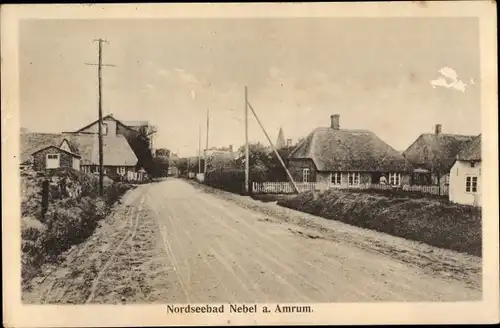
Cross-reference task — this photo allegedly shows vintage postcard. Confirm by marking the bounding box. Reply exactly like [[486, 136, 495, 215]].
[[2, 2, 499, 327]]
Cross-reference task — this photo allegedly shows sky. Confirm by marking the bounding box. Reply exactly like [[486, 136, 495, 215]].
[[20, 18, 481, 156]]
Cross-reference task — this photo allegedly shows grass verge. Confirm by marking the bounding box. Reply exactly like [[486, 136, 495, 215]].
[[278, 189, 482, 257]]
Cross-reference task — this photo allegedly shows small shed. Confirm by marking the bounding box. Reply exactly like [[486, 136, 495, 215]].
[[31, 145, 81, 171]]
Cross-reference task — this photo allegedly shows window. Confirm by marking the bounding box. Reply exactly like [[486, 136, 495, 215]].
[[101, 123, 108, 135], [302, 168, 310, 182], [330, 172, 341, 185], [466, 176, 478, 193], [45, 153, 60, 169], [388, 173, 402, 186], [347, 172, 360, 185], [118, 167, 126, 175], [82, 166, 90, 173]]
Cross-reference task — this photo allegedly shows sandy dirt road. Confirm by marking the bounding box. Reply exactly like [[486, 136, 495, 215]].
[[23, 178, 482, 304]]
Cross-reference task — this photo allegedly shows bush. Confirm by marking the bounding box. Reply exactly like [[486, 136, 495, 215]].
[[21, 171, 133, 283], [278, 189, 482, 257], [204, 169, 267, 194]]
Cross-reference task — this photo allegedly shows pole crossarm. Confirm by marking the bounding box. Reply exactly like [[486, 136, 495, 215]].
[[84, 63, 117, 67], [246, 100, 300, 194]]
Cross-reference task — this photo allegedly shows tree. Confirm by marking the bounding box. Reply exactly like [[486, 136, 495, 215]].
[[175, 158, 189, 175], [233, 142, 295, 181], [152, 148, 170, 178]]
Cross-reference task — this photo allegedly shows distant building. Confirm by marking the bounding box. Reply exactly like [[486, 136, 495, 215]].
[[449, 134, 481, 206], [288, 114, 413, 185], [204, 145, 238, 171], [276, 127, 286, 149], [403, 124, 475, 186], [286, 138, 293, 147]]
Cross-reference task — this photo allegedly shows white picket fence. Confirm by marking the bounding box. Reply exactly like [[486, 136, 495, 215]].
[[252, 181, 449, 196], [125, 171, 147, 182]]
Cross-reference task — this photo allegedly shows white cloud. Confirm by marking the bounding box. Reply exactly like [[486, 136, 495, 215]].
[[430, 66, 468, 93]]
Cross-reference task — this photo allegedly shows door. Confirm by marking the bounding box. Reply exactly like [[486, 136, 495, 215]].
[[46, 154, 60, 169]]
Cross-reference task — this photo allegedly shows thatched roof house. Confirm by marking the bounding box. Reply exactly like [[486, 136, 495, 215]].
[[456, 134, 481, 162], [21, 132, 137, 169], [449, 134, 482, 206], [20, 133, 64, 164], [403, 124, 475, 174], [288, 115, 413, 186], [61, 134, 137, 167]]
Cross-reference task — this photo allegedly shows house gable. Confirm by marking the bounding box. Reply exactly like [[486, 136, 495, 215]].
[[59, 139, 74, 153], [32, 145, 81, 158], [73, 115, 138, 136]]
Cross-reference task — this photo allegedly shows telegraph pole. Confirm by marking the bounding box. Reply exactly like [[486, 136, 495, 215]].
[[85, 38, 115, 196], [247, 101, 299, 193], [204, 108, 209, 175], [198, 124, 202, 174], [244, 86, 250, 194]]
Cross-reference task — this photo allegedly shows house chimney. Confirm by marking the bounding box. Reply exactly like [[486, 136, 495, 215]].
[[331, 114, 340, 130], [286, 138, 292, 147], [435, 124, 442, 135]]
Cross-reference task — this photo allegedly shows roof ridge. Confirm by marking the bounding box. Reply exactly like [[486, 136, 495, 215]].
[[422, 133, 476, 137], [314, 127, 372, 133]]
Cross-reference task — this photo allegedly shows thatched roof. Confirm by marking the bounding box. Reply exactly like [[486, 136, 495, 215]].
[[289, 127, 413, 172], [20, 133, 64, 164], [63, 134, 138, 166], [21, 132, 137, 166], [457, 134, 481, 161], [403, 133, 475, 172]]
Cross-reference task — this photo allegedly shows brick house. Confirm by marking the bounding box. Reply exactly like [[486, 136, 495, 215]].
[[31, 145, 81, 171], [288, 114, 413, 186]]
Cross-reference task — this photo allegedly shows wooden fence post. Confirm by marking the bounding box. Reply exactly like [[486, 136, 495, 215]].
[[41, 179, 49, 220]]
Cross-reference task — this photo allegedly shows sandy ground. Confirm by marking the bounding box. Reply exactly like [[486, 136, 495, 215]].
[[22, 178, 482, 304]]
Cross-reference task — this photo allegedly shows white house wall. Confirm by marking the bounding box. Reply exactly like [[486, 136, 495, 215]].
[[449, 160, 481, 206], [60, 139, 72, 152]]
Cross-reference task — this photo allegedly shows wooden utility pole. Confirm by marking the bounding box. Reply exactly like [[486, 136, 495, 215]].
[[85, 38, 115, 196], [247, 101, 299, 194], [198, 124, 202, 174], [204, 108, 209, 175], [244, 86, 250, 194]]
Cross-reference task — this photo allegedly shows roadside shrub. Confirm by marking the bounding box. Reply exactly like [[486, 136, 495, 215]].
[[104, 182, 133, 206], [204, 169, 267, 194], [21, 170, 133, 284], [278, 189, 482, 257]]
